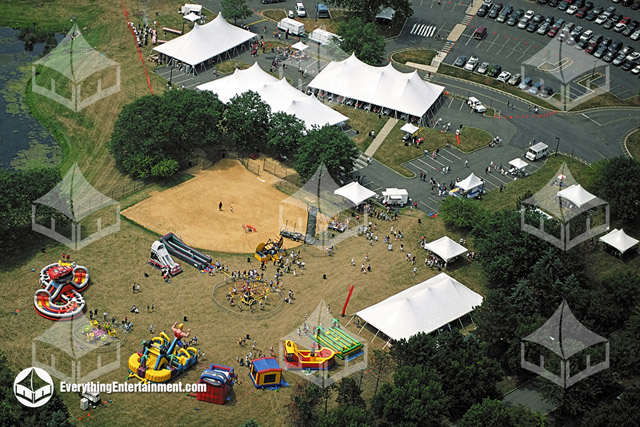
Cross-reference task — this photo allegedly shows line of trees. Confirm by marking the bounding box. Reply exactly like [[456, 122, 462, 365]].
[[108, 90, 358, 181]]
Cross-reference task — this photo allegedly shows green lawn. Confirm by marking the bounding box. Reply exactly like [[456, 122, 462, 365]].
[[392, 49, 437, 66], [333, 105, 387, 152], [215, 60, 251, 74], [627, 129, 640, 160], [373, 122, 493, 177]]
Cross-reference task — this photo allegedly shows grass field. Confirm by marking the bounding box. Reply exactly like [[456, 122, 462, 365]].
[[333, 105, 388, 152], [627, 129, 640, 160], [392, 49, 437, 66]]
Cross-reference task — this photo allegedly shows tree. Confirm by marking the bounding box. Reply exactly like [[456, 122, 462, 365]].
[[266, 112, 305, 156], [537, 370, 615, 418], [371, 365, 450, 426], [242, 419, 260, 427], [335, 377, 366, 409], [460, 398, 546, 427], [439, 197, 487, 230], [586, 272, 640, 333], [611, 313, 640, 378], [109, 90, 224, 178], [319, 405, 374, 427], [582, 384, 640, 427], [289, 382, 322, 426], [585, 156, 640, 222], [295, 125, 359, 181], [224, 91, 272, 154], [370, 349, 393, 396], [337, 18, 386, 65], [325, 0, 413, 22], [221, 0, 252, 25]]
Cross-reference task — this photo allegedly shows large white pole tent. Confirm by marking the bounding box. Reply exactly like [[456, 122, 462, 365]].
[[153, 12, 256, 75], [356, 273, 483, 341], [196, 63, 348, 129], [424, 236, 468, 263], [307, 54, 446, 125], [599, 229, 639, 255]]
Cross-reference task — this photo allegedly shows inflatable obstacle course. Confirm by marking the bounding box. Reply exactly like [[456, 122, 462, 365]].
[[160, 233, 212, 270], [34, 262, 90, 321], [284, 340, 335, 370], [312, 326, 363, 361]]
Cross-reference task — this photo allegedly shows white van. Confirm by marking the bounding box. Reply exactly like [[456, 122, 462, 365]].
[[467, 96, 487, 113], [295, 2, 306, 17], [525, 142, 549, 161]]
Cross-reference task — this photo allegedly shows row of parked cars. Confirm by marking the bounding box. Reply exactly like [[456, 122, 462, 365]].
[[453, 55, 557, 96], [478, 0, 640, 40]]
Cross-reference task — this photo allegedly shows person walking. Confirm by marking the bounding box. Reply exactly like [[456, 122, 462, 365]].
[[219, 202, 223, 211], [464, 160, 469, 168]]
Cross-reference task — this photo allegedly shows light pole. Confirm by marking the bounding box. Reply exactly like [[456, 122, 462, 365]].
[[555, 136, 560, 155]]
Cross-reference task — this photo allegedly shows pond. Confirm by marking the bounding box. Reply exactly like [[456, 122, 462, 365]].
[[0, 27, 61, 170]]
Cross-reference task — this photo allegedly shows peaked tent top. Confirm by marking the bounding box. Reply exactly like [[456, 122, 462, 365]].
[[599, 228, 639, 254], [557, 184, 596, 208], [455, 173, 484, 192], [424, 236, 468, 262], [153, 12, 256, 66], [291, 41, 308, 51], [34, 163, 117, 221], [34, 24, 118, 83], [509, 158, 528, 170], [523, 300, 607, 359], [356, 273, 483, 340], [184, 12, 200, 22], [334, 181, 377, 206], [400, 123, 419, 134]]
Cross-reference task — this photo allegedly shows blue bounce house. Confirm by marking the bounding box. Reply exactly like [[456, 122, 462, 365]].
[[249, 357, 289, 390]]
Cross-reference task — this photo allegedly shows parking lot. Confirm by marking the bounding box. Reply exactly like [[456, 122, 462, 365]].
[[445, 0, 640, 102]]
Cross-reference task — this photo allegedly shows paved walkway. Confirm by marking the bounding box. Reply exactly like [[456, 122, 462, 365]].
[[364, 118, 398, 157]]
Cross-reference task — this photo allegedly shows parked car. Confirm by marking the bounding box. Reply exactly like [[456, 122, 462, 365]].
[[603, 19, 617, 29], [454, 55, 468, 67], [477, 61, 490, 74], [579, 29, 594, 42], [295, 2, 306, 17], [518, 16, 531, 28], [477, 4, 490, 17], [595, 14, 608, 24], [623, 21, 638, 36], [570, 25, 584, 39], [558, 1, 571, 11], [524, 9, 535, 20], [497, 5, 514, 22], [614, 22, 627, 32], [527, 21, 540, 32], [603, 6, 616, 17], [533, 13, 546, 23], [603, 51, 616, 62], [621, 59, 637, 70], [594, 44, 609, 57], [631, 64, 640, 74], [507, 73, 521, 86], [507, 9, 525, 25], [613, 51, 628, 65], [631, 28, 640, 40], [488, 2, 504, 18], [518, 76, 533, 89], [586, 40, 600, 53], [538, 21, 552, 34], [487, 64, 502, 77], [609, 39, 624, 53], [464, 56, 479, 71], [549, 0, 560, 7], [632, 2, 640, 10], [497, 71, 512, 82]]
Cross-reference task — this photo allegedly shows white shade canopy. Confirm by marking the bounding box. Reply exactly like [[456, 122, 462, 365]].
[[509, 158, 528, 170], [557, 184, 596, 208], [308, 54, 445, 118], [424, 236, 468, 262], [400, 123, 419, 134], [291, 41, 308, 51], [334, 182, 377, 206], [197, 63, 348, 129], [357, 273, 483, 340], [455, 173, 484, 192], [183, 12, 200, 22], [599, 229, 639, 254], [153, 12, 256, 67]]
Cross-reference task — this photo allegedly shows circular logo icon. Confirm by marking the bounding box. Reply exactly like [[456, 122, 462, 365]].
[[13, 367, 54, 408]]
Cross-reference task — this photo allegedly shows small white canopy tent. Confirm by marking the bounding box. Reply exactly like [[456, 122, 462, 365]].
[[291, 41, 308, 51], [183, 12, 200, 22], [424, 236, 468, 263], [334, 182, 377, 206], [455, 173, 484, 192], [197, 63, 348, 129], [557, 184, 596, 208], [356, 273, 483, 341], [153, 12, 256, 74], [599, 229, 639, 254], [509, 158, 528, 170], [400, 123, 419, 135]]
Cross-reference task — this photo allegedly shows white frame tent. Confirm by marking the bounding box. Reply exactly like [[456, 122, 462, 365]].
[[334, 182, 377, 206], [400, 123, 419, 135], [424, 236, 468, 263], [153, 12, 256, 75], [356, 273, 483, 341], [509, 158, 528, 170], [196, 63, 348, 129], [291, 41, 308, 51], [599, 229, 639, 254], [557, 184, 596, 208], [308, 54, 446, 125]]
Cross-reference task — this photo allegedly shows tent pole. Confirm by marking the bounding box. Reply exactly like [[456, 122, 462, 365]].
[[469, 313, 476, 326], [345, 314, 356, 327], [458, 317, 464, 330], [358, 322, 367, 335], [382, 339, 391, 350], [371, 329, 380, 343]]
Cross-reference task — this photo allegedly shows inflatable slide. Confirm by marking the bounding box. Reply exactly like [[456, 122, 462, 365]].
[[149, 241, 182, 275], [160, 233, 212, 270]]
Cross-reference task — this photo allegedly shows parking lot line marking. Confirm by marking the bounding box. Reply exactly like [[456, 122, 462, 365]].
[[410, 160, 436, 172], [448, 97, 454, 108], [437, 154, 455, 163], [496, 39, 510, 55], [442, 148, 462, 160], [594, 150, 606, 159], [413, 158, 437, 169], [506, 41, 521, 58], [247, 18, 267, 26], [517, 45, 531, 61], [420, 200, 440, 212], [581, 113, 602, 126], [459, 100, 464, 110]]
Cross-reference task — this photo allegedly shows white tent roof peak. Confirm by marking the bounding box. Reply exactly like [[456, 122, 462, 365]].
[[334, 182, 377, 206], [291, 41, 308, 51], [356, 273, 483, 340], [557, 184, 596, 208], [424, 236, 468, 262], [599, 229, 639, 254], [509, 158, 528, 170], [400, 123, 419, 134], [184, 12, 200, 22], [455, 173, 484, 192]]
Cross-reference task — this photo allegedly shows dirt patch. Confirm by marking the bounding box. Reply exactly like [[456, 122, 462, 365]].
[[122, 159, 309, 253]]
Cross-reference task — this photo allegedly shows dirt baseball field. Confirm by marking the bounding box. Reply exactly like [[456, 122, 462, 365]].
[[122, 159, 310, 253]]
